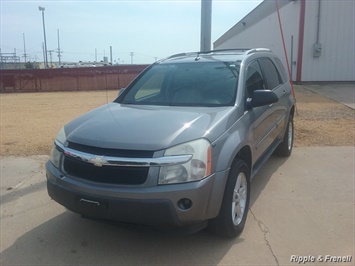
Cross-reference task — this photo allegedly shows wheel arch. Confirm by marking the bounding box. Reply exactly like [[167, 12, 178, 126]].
[[234, 146, 252, 178], [290, 105, 295, 117]]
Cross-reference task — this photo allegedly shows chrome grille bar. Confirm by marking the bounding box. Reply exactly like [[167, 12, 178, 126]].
[[55, 140, 192, 167]]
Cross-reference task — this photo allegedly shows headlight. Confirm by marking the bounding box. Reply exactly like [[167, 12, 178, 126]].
[[55, 127, 67, 144], [50, 144, 61, 169], [159, 139, 212, 185], [50, 127, 67, 168]]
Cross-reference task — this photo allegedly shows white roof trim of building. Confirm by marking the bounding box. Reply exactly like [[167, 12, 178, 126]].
[[214, 0, 292, 48]]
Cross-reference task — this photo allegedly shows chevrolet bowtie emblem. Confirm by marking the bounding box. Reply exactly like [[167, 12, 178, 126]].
[[89, 156, 108, 167]]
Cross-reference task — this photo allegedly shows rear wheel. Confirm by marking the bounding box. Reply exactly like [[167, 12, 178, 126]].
[[275, 114, 294, 157], [208, 159, 250, 238]]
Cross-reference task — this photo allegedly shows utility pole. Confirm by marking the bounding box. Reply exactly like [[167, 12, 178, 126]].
[[57, 29, 62, 65], [95, 48, 97, 62], [200, 0, 212, 52], [38, 6, 48, 68], [110, 46, 113, 65], [48, 50, 54, 68], [130, 52, 134, 64], [42, 42, 45, 67], [23, 33, 27, 63]]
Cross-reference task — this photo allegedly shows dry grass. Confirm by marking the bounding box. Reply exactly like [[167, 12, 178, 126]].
[[0, 86, 354, 157], [0, 90, 117, 156]]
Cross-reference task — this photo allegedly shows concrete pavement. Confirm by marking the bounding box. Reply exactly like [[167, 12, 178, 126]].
[[302, 83, 355, 109], [0, 147, 354, 265]]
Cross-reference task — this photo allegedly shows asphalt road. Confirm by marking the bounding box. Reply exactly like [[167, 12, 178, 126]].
[[0, 147, 354, 265]]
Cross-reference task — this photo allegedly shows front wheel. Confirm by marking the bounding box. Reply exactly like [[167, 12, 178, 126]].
[[208, 159, 250, 238]]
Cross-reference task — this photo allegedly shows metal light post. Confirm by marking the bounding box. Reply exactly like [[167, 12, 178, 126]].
[[38, 6, 48, 68], [200, 0, 212, 52]]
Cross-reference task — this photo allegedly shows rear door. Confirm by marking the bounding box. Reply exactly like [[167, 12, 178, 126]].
[[245, 60, 275, 160], [258, 57, 288, 141]]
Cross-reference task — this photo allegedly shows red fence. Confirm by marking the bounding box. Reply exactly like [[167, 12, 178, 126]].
[[0, 65, 149, 93]]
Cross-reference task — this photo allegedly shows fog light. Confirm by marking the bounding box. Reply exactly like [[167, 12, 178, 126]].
[[178, 198, 193, 210]]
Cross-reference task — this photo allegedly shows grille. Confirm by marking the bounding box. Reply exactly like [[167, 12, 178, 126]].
[[67, 142, 154, 158], [63, 142, 153, 185], [63, 157, 149, 185]]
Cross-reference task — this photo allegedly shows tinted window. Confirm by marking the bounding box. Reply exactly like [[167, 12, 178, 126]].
[[245, 61, 265, 99], [120, 62, 239, 107], [274, 57, 288, 83], [259, 58, 281, 90]]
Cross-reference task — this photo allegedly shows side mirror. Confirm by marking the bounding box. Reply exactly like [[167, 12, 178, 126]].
[[246, 90, 278, 109]]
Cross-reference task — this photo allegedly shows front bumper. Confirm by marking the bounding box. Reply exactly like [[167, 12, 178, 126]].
[[46, 161, 229, 227]]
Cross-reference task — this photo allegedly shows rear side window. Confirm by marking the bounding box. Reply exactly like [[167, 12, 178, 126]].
[[273, 57, 288, 83], [258, 58, 282, 90]]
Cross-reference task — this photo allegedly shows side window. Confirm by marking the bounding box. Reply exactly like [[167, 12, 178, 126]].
[[258, 58, 282, 90], [274, 57, 288, 83], [245, 61, 266, 99]]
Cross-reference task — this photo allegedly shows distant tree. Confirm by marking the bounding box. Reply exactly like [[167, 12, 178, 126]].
[[25, 61, 35, 69]]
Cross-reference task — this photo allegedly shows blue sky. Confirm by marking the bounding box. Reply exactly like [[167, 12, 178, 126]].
[[1, 0, 262, 64]]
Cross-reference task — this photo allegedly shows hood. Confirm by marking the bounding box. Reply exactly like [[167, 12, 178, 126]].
[[65, 103, 236, 151]]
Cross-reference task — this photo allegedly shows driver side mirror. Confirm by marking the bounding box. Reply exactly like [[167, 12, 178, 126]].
[[246, 90, 278, 109]]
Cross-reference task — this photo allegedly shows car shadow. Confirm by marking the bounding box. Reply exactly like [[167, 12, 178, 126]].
[[1, 210, 243, 265], [249, 155, 289, 207]]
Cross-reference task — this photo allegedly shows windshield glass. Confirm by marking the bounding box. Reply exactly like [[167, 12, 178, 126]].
[[119, 62, 239, 107]]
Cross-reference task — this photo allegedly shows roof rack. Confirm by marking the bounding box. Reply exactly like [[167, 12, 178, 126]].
[[198, 49, 251, 54], [246, 48, 271, 54], [167, 53, 188, 59], [166, 48, 272, 60]]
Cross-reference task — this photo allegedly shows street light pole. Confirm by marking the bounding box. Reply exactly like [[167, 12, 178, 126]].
[[200, 0, 212, 52], [38, 6, 48, 68]]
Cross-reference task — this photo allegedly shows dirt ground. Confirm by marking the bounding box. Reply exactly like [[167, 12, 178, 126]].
[[0, 86, 354, 157]]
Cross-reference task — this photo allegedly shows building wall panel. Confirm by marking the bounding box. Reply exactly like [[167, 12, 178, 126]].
[[215, 1, 300, 81], [214, 0, 355, 82], [302, 0, 355, 81]]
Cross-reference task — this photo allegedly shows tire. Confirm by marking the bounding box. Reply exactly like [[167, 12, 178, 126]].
[[274, 114, 294, 157], [208, 159, 250, 238]]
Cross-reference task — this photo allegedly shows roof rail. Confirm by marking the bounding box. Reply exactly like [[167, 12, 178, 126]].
[[167, 53, 188, 59], [198, 48, 251, 54], [246, 48, 271, 54], [166, 48, 271, 60]]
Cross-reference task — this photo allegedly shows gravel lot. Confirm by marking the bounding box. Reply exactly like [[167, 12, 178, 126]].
[[0, 85, 354, 157]]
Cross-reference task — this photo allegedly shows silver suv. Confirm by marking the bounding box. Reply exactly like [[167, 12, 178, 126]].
[[46, 49, 295, 238]]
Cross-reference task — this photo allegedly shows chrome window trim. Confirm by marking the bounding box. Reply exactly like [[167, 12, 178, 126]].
[[55, 140, 192, 167]]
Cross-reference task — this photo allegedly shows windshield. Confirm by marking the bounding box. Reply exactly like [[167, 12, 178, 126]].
[[119, 62, 239, 107]]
